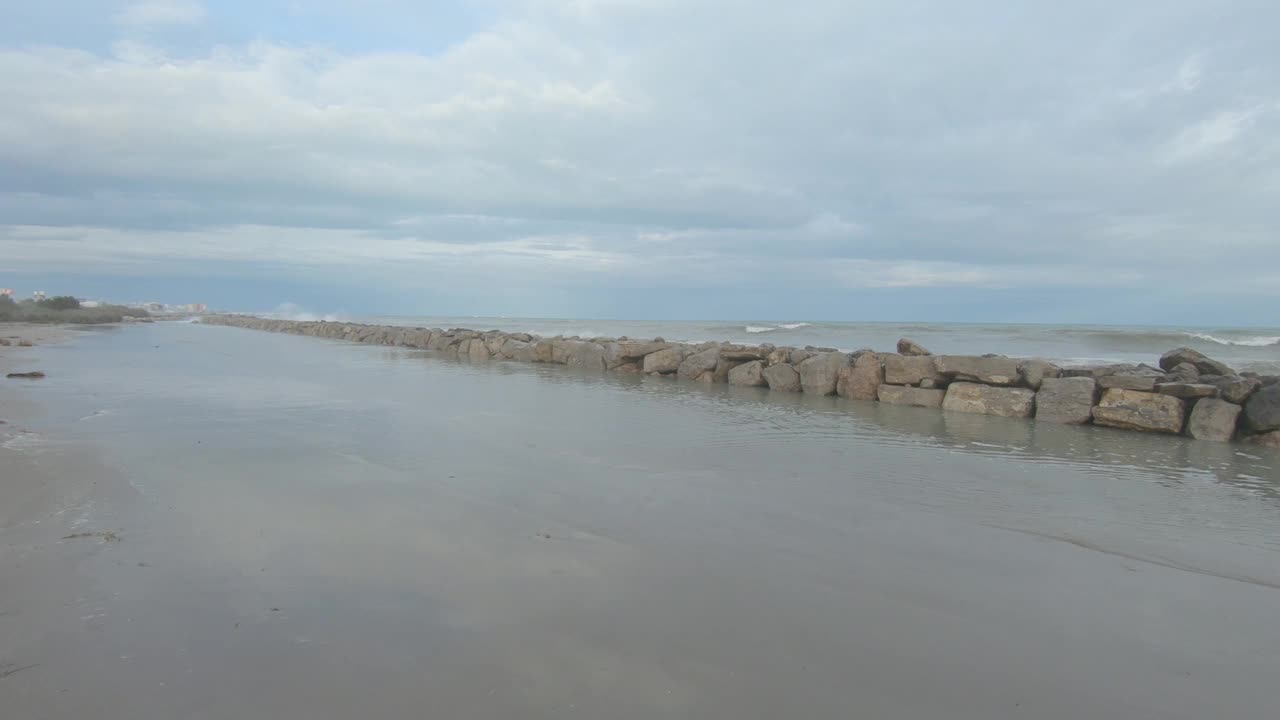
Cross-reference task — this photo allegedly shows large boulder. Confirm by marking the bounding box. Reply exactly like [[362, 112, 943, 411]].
[[883, 354, 945, 386], [933, 355, 1021, 386], [562, 341, 607, 370], [1098, 375, 1159, 392], [766, 348, 791, 367], [643, 346, 690, 374], [1035, 377, 1097, 425], [942, 382, 1036, 418], [837, 353, 883, 401], [896, 338, 931, 356], [468, 338, 492, 362], [1155, 382, 1218, 400], [763, 363, 802, 392], [1159, 347, 1234, 376], [1187, 399, 1241, 442], [534, 340, 556, 363], [677, 348, 721, 382], [798, 352, 851, 395], [877, 385, 946, 408], [500, 338, 537, 363], [789, 349, 813, 365], [1197, 375, 1261, 405], [1242, 383, 1280, 433], [1092, 389, 1186, 434], [1018, 359, 1061, 391], [719, 345, 768, 361], [728, 360, 767, 387], [1167, 363, 1201, 381], [604, 341, 670, 369]]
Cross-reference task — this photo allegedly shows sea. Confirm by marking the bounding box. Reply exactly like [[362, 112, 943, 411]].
[[268, 313, 1280, 374], [2, 320, 1278, 719]]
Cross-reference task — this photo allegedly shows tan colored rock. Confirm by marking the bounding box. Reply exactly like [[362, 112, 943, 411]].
[[562, 341, 606, 370], [883, 354, 945, 386], [942, 382, 1036, 418], [837, 353, 882, 401], [1018, 359, 1061, 390], [677, 348, 721, 381], [798, 352, 850, 396], [896, 338, 931, 356], [766, 348, 791, 367], [604, 341, 671, 369], [1092, 389, 1186, 434], [1244, 430, 1280, 448], [1035, 377, 1097, 424], [762, 363, 802, 392], [933, 356, 1021, 386], [1187, 399, 1241, 442], [643, 346, 690, 374], [728, 360, 767, 387], [877, 385, 946, 408], [468, 338, 491, 362], [1098, 375, 1159, 392]]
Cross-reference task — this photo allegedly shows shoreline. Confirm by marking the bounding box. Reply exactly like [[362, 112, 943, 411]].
[[200, 314, 1280, 448]]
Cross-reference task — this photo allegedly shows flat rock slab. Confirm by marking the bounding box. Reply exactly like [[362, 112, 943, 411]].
[[883, 354, 945, 386], [933, 356, 1021, 386], [877, 385, 945, 408], [1156, 382, 1219, 400], [1035, 377, 1097, 424], [942, 382, 1036, 418], [1187, 399, 1241, 442], [1098, 375, 1159, 392], [1093, 389, 1186, 434]]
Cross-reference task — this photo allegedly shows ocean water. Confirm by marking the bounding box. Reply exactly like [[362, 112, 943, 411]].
[[4, 322, 1279, 719], [268, 314, 1280, 374]]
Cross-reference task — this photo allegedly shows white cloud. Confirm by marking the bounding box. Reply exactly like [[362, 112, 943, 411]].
[[114, 0, 207, 28]]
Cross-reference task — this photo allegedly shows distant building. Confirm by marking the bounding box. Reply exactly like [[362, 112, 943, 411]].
[[0, 288, 13, 298]]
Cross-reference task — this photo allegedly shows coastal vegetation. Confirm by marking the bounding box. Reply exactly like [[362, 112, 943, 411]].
[[0, 295, 149, 324]]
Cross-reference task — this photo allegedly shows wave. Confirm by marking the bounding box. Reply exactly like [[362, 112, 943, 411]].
[[265, 303, 345, 323], [1185, 333, 1280, 347], [745, 322, 813, 334]]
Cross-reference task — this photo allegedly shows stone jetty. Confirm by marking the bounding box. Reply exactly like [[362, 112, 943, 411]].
[[200, 315, 1280, 447]]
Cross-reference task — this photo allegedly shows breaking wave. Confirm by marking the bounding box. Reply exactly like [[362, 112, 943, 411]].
[[745, 322, 813, 334], [1184, 333, 1280, 347], [265, 303, 345, 323]]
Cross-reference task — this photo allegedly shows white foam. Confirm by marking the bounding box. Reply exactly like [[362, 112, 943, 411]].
[[745, 325, 776, 334], [779, 323, 812, 330], [1185, 332, 1279, 347]]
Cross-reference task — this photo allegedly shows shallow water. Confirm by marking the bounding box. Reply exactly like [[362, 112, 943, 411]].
[[3, 322, 1279, 719]]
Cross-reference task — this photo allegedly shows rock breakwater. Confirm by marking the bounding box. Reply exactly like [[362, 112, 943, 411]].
[[200, 315, 1280, 447]]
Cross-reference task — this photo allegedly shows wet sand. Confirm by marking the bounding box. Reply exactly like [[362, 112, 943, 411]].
[[2, 322, 1279, 719]]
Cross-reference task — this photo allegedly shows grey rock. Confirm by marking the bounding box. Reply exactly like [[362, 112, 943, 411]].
[[728, 360, 767, 387], [883, 354, 945, 386], [933, 355, 1021, 386], [877, 385, 946, 408], [1197, 375, 1261, 405], [677, 348, 721, 382], [798, 352, 851, 396], [1243, 383, 1280, 433], [642, 346, 690, 374], [1098, 375, 1159, 392], [1018, 359, 1062, 390], [837, 353, 883, 401], [1168, 363, 1201, 381], [562, 341, 607, 370], [604, 341, 671, 369], [1092, 389, 1186, 434], [468, 338, 492, 362], [1035, 377, 1097, 425], [1244, 430, 1280, 448], [762, 363, 802, 392], [1155, 382, 1219, 400], [942, 382, 1036, 418], [719, 346, 768, 361], [896, 338, 931, 356], [789, 349, 813, 365], [766, 348, 792, 367], [1159, 347, 1234, 376], [1187, 399, 1241, 442]]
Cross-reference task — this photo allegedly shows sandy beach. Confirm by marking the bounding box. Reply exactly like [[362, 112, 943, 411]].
[[2, 321, 1279, 719]]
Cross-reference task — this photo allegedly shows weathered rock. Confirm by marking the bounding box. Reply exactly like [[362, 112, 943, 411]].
[[877, 385, 945, 408], [762, 363, 802, 392], [798, 352, 851, 396], [1018, 359, 1061, 391], [603, 341, 671, 369], [789, 349, 813, 365], [1061, 363, 1161, 380], [1098, 375, 1159, 392], [485, 335, 507, 356], [1155, 382, 1218, 400], [1196, 375, 1261, 405], [677, 348, 721, 381], [728, 360, 767, 387], [883, 354, 945, 387], [1092, 389, 1186, 434], [1168, 363, 1201, 381], [719, 346, 768, 361], [942, 382, 1036, 418], [1187, 399, 1241, 442], [1035, 377, 1097, 425], [896, 338, 931, 356], [1242, 383, 1280, 433], [933, 355, 1021, 386], [837, 353, 882, 401], [1244, 430, 1280, 448], [765, 348, 791, 367], [562, 341, 606, 370], [534, 340, 556, 363], [614, 363, 644, 374], [642, 346, 689, 374], [1159, 347, 1234, 377], [501, 339, 537, 363], [468, 338, 491, 362]]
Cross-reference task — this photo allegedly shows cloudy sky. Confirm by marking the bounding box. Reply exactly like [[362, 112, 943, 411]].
[[2, 0, 1277, 323]]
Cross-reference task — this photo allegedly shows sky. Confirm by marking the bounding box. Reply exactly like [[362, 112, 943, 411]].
[[2, 0, 1278, 324]]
